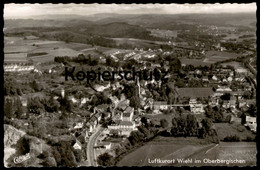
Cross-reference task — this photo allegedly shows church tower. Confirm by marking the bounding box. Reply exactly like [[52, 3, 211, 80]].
[[135, 77, 140, 98]]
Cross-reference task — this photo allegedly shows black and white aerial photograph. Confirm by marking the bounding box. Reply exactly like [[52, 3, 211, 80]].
[[3, 3, 257, 167]]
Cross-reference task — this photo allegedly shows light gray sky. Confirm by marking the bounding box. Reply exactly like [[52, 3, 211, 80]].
[[4, 3, 256, 18]]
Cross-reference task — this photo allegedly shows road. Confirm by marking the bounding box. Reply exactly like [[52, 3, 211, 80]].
[[87, 125, 104, 166], [248, 58, 257, 75], [86, 98, 126, 166]]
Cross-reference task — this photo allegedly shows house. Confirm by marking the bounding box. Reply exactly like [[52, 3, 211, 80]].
[[72, 139, 82, 150], [96, 112, 103, 122], [133, 116, 141, 126], [209, 97, 219, 106], [246, 99, 256, 107], [235, 77, 245, 82], [87, 115, 98, 133], [153, 101, 168, 111], [235, 68, 248, 75], [119, 121, 136, 136], [143, 98, 154, 110], [80, 98, 88, 104], [227, 76, 233, 82], [117, 100, 129, 111], [107, 119, 136, 137], [68, 96, 78, 103], [195, 69, 202, 75], [121, 107, 134, 121], [94, 104, 109, 113], [107, 107, 137, 137], [248, 124, 257, 133], [121, 112, 133, 122], [189, 98, 204, 114], [212, 75, 218, 81], [229, 96, 237, 109], [216, 86, 232, 92], [244, 116, 256, 132], [238, 99, 247, 108], [202, 76, 209, 82], [222, 100, 230, 108], [73, 122, 84, 129], [86, 121, 95, 133], [98, 142, 112, 150]]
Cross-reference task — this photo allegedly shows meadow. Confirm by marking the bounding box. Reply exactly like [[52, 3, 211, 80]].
[[203, 51, 240, 63], [149, 29, 178, 39], [180, 58, 211, 67], [116, 137, 213, 166], [117, 136, 256, 166], [214, 122, 256, 141]]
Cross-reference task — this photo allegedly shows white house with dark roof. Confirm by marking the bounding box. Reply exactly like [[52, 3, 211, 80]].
[[121, 106, 134, 121], [153, 101, 168, 111], [244, 116, 257, 133], [189, 97, 204, 114], [107, 106, 137, 136], [72, 139, 82, 150]]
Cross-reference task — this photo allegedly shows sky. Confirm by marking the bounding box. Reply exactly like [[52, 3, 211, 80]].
[[4, 3, 256, 19]]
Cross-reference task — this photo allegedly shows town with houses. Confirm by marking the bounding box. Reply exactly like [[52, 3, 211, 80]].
[[4, 3, 257, 167]]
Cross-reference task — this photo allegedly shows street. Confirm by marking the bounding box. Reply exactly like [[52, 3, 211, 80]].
[[86, 125, 105, 166]]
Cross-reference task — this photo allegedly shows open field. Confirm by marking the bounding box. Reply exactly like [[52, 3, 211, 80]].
[[117, 135, 256, 166], [4, 36, 132, 63], [117, 137, 213, 166], [177, 88, 214, 98], [149, 29, 178, 38], [5, 46, 36, 53], [187, 142, 256, 166], [180, 58, 211, 67], [214, 123, 256, 141], [203, 51, 240, 63], [4, 53, 28, 63], [221, 61, 244, 70], [111, 38, 166, 48]]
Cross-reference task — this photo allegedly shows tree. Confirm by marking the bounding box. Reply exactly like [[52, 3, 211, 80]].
[[42, 157, 57, 167], [160, 119, 168, 128], [175, 79, 185, 88], [247, 104, 256, 117], [141, 117, 148, 125], [130, 96, 140, 109], [31, 80, 42, 92], [128, 130, 145, 145], [5, 99, 14, 119], [28, 97, 44, 115], [171, 117, 178, 128], [186, 114, 198, 136], [243, 91, 251, 99], [15, 100, 23, 119], [97, 153, 114, 166]]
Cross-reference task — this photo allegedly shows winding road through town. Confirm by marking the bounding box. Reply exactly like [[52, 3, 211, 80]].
[[87, 125, 104, 166], [86, 96, 128, 166]]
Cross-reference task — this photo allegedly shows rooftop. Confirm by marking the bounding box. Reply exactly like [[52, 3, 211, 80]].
[[123, 112, 131, 117], [119, 121, 134, 126], [124, 106, 134, 114], [154, 101, 167, 105]]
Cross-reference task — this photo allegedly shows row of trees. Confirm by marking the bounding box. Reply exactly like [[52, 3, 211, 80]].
[[204, 105, 231, 123], [4, 98, 25, 119], [54, 54, 99, 66], [5, 78, 43, 96], [160, 115, 218, 142]]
